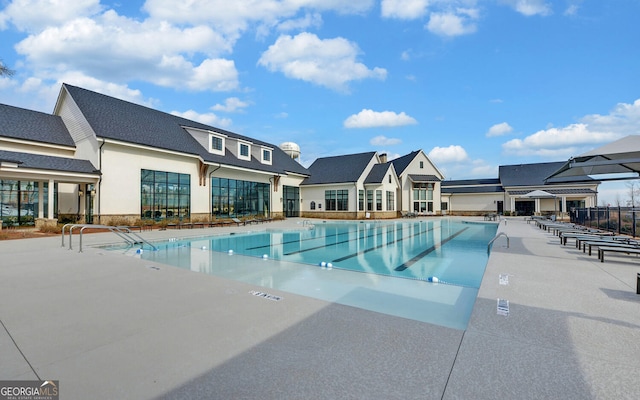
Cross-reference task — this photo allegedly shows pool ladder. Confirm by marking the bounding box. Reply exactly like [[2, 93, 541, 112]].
[[62, 224, 157, 253], [302, 220, 315, 229], [487, 232, 509, 254]]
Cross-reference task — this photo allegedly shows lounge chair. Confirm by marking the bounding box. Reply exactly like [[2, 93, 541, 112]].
[[598, 245, 640, 262], [231, 218, 246, 226]]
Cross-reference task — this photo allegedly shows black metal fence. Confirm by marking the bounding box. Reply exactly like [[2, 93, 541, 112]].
[[571, 207, 640, 237]]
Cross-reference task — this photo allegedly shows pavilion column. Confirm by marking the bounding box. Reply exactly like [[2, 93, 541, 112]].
[[38, 181, 44, 218], [535, 198, 540, 214], [48, 179, 55, 219]]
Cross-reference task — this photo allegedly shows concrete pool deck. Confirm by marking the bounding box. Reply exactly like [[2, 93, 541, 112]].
[[1, 217, 639, 399]]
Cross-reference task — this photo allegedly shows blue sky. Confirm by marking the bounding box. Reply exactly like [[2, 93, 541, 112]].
[[1, 0, 639, 204]]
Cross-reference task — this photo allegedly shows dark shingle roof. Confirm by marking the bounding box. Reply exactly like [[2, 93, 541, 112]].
[[499, 162, 571, 186], [408, 174, 441, 182], [441, 178, 501, 186], [0, 103, 75, 147], [364, 163, 390, 184], [441, 186, 504, 194], [390, 151, 419, 175], [509, 188, 596, 196], [63, 84, 308, 176], [0, 150, 99, 174], [302, 152, 376, 185]]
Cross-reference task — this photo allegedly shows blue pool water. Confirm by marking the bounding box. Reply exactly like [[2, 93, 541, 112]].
[[116, 219, 498, 329]]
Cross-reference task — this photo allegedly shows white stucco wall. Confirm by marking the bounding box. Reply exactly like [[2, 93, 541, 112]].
[[447, 193, 504, 212], [98, 143, 203, 215]]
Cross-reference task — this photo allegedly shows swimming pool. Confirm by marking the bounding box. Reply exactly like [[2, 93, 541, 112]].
[[117, 219, 497, 329]]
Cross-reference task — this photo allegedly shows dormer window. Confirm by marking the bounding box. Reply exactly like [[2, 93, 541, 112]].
[[238, 141, 251, 161], [261, 148, 272, 165], [209, 134, 225, 156]]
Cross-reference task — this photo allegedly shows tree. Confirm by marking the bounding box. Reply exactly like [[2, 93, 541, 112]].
[[625, 180, 640, 207], [0, 59, 14, 77]]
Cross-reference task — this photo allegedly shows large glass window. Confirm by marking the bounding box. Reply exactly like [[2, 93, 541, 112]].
[[325, 190, 336, 211], [386, 191, 394, 211], [325, 190, 348, 211], [366, 190, 373, 211], [337, 190, 348, 211], [211, 177, 270, 217], [0, 180, 52, 226], [376, 190, 382, 211], [141, 169, 190, 220], [358, 190, 364, 211], [412, 182, 433, 214]]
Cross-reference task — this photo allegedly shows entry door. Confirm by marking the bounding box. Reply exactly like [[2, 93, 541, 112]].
[[496, 201, 504, 214], [283, 186, 300, 218]]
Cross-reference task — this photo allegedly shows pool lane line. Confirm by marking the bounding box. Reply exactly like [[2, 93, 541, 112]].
[[243, 221, 402, 251], [243, 227, 358, 251], [394, 227, 469, 271], [282, 221, 423, 256], [331, 224, 439, 263]]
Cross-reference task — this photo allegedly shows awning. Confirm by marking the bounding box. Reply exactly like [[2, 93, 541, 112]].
[[520, 190, 556, 199], [408, 174, 441, 183], [546, 135, 640, 183]]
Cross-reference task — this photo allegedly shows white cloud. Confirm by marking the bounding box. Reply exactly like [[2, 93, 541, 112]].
[[258, 33, 387, 92], [500, 0, 552, 17], [426, 8, 479, 37], [486, 122, 513, 137], [12, 11, 239, 92], [0, 0, 102, 32], [212, 97, 250, 113], [428, 145, 469, 163], [277, 12, 323, 32], [564, 4, 580, 16], [502, 99, 640, 157], [171, 109, 232, 128], [381, 0, 429, 19], [370, 135, 402, 146], [143, 0, 374, 36], [344, 109, 417, 128]]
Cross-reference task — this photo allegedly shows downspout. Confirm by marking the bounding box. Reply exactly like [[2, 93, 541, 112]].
[[269, 176, 274, 218], [97, 139, 105, 224], [208, 164, 222, 218]]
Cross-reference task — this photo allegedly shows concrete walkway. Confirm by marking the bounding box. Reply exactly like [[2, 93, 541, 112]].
[[1, 218, 639, 399]]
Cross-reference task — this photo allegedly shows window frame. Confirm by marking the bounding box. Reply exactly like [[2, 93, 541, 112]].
[[237, 141, 251, 161], [261, 147, 273, 165], [209, 134, 225, 155]]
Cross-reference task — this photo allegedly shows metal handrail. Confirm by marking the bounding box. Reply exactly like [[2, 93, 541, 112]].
[[488, 232, 509, 254], [62, 223, 157, 252]]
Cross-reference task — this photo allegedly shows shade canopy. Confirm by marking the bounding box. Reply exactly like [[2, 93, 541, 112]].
[[520, 190, 556, 199], [546, 135, 640, 183]]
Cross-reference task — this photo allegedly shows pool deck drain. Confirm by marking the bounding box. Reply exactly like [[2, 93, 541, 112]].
[[1, 217, 639, 399]]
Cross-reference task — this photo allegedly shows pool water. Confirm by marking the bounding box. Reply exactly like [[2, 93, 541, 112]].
[[117, 219, 497, 329]]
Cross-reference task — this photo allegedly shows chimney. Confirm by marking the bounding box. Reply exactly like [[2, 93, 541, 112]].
[[379, 153, 387, 163]]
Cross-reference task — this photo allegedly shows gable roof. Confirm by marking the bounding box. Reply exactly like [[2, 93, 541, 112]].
[[302, 152, 376, 185], [0, 103, 75, 147], [364, 163, 393, 184], [0, 149, 99, 175], [61, 84, 308, 176], [390, 151, 419, 175], [499, 162, 576, 187]]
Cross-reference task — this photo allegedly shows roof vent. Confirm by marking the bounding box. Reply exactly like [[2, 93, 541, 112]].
[[280, 142, 301, 161]]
